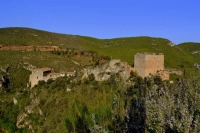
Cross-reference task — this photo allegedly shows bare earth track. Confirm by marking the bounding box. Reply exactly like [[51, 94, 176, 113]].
[[0, 45, 59, 51]]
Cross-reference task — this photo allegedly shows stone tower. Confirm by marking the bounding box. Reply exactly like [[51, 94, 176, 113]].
[[134, 53, 164, 78]]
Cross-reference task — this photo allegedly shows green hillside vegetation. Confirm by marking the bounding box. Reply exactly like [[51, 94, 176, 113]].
[[0, 27, 85, 50], [177, 42, 200, 60], [1, 27, 199, 69], [1, 27, 200, 132], [0, 46, 112, 93], [0, 50, 94, 93], [0, 50, 82, 72], [77, 36, 199, 68], [1, 69, 200, 132]]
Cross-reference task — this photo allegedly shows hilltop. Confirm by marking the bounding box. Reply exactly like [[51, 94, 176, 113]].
[[0, 27, 85, 50], [177, 42, 200, 60], [0, 27, 199, 69]]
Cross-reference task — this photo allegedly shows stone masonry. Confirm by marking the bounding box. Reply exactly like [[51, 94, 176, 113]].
[[134, 53, 169, 80], [29, 67, 75, 88]]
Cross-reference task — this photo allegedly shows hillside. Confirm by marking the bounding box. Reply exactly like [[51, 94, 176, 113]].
[[1, 27, 200, 132], [77, 36, 200, 68], [0, 27, 200, 69], [0, 27, 85, 50], [1, 61, 200, 133], [176, 42, 200, 61]]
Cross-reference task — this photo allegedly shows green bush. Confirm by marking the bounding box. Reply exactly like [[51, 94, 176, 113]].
[[154, 75, 162, 85], [38, 80, 46, 86], [46, 78, 54, 85]]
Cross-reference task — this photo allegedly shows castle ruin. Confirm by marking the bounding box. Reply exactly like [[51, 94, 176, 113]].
[[83, 53, 169, 81], [134, 53, 169, 80], [29, 67, 75, 88]]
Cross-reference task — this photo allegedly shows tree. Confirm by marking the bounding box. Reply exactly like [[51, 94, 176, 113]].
[[154, 75, 162, 85], [88, 73, 95, 82], [47, 78, 54, 85], [38, 80, 45, 86]]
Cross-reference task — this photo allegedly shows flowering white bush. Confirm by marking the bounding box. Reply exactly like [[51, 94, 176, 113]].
[[145, 74, 200, 132]]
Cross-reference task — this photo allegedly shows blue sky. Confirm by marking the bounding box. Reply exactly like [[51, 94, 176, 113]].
[[0, 0, 200, 44]]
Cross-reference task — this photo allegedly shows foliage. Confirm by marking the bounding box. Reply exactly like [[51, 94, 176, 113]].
[[145, 72, 200, 132], [1, 27, 200, 132], [0, 27, 85, 50], [7, 63, 31, 92], [38, 80, 46, 86], [0, 51, 82, 72], [65, 100, 91, 132], [78, 35, 200, 69], [130, 70, 138, 78], [46, 78, 54, 85], [0, 98, 20, 133], [177, 42, 200, 60], [2, 69, 200, 132], [1, 27, 200, 69], [153, 75, 162, 85]]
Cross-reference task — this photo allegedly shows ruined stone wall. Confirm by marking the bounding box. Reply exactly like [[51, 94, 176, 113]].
[[134, 54, 146, 77], [144, 54, 164, 76], [29, 70, 44, 88], [157, 70, 169, 80], [29, 69, 63, 88], [134, 53, 164, 78]]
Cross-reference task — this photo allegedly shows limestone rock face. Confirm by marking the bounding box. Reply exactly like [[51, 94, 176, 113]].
[[83, 59, 131, 81], [16, 113, 29, 128], [16, 93, 41, 131], [13, 97, 18, 105], [0, 75, 4, 88], [168, 41, 175, 46]]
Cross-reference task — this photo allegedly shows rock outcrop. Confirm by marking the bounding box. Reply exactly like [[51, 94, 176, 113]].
[[83, 59, 131, 81]]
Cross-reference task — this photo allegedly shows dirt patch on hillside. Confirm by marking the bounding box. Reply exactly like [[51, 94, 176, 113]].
[[0, 45, 59, 51]]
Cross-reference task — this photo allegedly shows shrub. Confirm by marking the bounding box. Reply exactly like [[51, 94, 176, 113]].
[[38, 80, 45, 86], [88, 73, 95, 82], [47, 78, 54, 85], [154, 75, 162, 85]]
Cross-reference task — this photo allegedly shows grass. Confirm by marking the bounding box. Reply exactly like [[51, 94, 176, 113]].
[[0, 76, 123, 132], [0, 28, 199, 93], [176, 42, 200, 61], [0, 50, 93, 93], [1, 27, 199, 69], [0, 50, 82, 72], [0, 27, 85, 50], [77, 36, 200, 68], [1, 27, 200, 132]]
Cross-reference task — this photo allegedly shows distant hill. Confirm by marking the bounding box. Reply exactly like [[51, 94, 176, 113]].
[[78, 36, 200, 68], [0, 27, 85, 50], [0, 27, 200, 69], [176, 42, 200, 61]]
